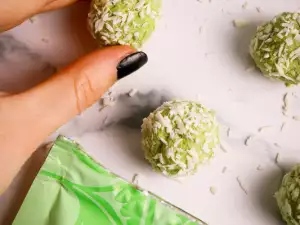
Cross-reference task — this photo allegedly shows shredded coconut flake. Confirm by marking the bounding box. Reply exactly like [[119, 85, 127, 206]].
[[244, 136, 253, 146], [256, 165, 263, 171], [95, 20, 104, 32], [233, 19, 249, 28], [246, 66, 255, 72], [293, 116, 300, 121], [256, 7, 261, 13], [236, 177, 248, 195], [283, 93, 289, 111], [242, 2, 248, 9], [105, 23, 114, 32], [209, 186, 217, 195], [274, 143, 281, 148], [103, 97, 116, 107], [160, 137, 168, 145], [280, 122, 286, 131], [29, 17, 36, 23], [132, 173, 139, 185], [226, 127, 231, 137], [295, 34, 300, 42], [258, 126, 272, 132], [128, 88, 138, 97], [135, 0, 145, 10], [220, 142, 230, 153], [275, 153, 280, 164], [222, 166, 227, 173], [199, 26, 203, 34]]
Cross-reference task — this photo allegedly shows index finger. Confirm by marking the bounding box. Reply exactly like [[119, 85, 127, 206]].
[[12, 46, 135, 143]]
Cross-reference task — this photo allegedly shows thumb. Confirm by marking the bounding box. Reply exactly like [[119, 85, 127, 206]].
[[12, 46, 147, 142]]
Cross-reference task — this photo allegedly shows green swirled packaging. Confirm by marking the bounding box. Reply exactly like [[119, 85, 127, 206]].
[[13, 136, 205, 225]]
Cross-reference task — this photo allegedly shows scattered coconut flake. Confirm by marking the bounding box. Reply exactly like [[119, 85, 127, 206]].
[[169, 177, 184, 184], [100, 88, 117, 108], [244, 135, 253, 146], [102, 115, 108, 127], [222, 166, 227, 173], [292, 92, 298, 98], [226, 128, 241, 138], [236, 177, 248, 195], [283, 93, 289, 111], [132, 173, 139, 185], [242, 2, 248, 9], [256, 165, 263, 171], [103, 97, 116, 107], [199, 26, 203, 34], [274, 143, 281, 148], [209, 186, 217, 195], [220, 142, 230, 152], [280, 122, 286, 131], [233, 19, 249, 28], [160, 137, 168, 145], [256, 7, 261, 13], [226, 127, 231, 137], [293, 116, 300, 121], [258, 126, 272, 133], [246, 66, 255, 72], [282, 110, 288, 117], [128, 88, 138, 97], [29, 17, 36, 23], [275, 153, 280, 164]]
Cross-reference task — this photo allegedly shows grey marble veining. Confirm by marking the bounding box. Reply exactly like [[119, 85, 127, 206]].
[[0, 34, 56, 93], [55, 89, 173, 138]]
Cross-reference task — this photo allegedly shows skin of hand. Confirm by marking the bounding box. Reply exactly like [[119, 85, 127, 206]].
[[0, 0, 82, 31], [0, 0, 137, 194]]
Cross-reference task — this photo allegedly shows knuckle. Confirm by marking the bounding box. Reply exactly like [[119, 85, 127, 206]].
[[73, 72, 95, 114]]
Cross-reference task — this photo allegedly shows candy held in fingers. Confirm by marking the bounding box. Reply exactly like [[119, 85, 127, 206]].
[[141, 100, 220, 177], [88, 0, 161, 49], [250, 12, 300, 85]]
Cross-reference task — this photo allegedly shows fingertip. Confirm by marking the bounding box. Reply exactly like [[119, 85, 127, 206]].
[[65, 45, 136, 76]]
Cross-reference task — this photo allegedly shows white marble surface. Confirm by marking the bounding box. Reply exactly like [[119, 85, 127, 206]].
[[1, 0, 300, 224]]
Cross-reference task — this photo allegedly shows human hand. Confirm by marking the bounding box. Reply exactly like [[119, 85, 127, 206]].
[[0, 0, 82, 31], [0, 0, 148, 193]]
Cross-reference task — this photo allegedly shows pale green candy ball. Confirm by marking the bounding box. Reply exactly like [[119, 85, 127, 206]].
[[250, 12, 300, 85], [141, 100, 220, 176], [275, 164, 300, 225], [88, 0, 161, 49]]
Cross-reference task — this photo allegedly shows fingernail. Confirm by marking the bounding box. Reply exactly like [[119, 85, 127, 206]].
[[117, 51, 148, 79]]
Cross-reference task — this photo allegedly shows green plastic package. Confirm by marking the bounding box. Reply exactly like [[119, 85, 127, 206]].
[[13, 136, 205, 225]]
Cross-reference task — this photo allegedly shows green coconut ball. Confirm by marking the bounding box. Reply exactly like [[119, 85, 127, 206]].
[[275, 164, 300, 225], [88, 0, 161, 49], [141, 100, 220, 176], [250, 12, 300, 85]]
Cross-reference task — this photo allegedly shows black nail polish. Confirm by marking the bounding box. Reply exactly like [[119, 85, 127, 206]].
[[117, 51, 148, 79]]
